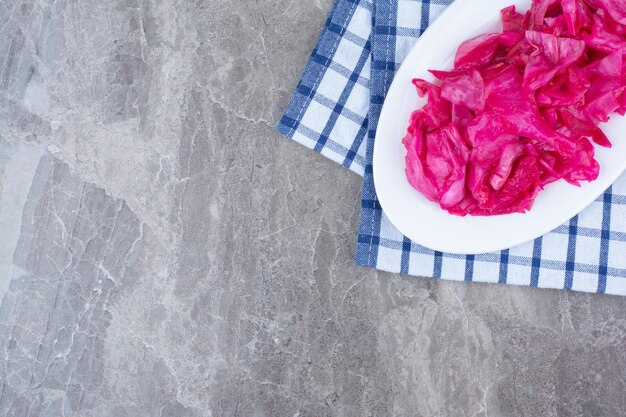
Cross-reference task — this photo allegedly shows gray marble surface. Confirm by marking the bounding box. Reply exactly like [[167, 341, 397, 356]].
[[0, 1, 624, 416]]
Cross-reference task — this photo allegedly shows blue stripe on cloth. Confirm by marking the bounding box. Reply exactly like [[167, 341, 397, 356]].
[[433, 251, 443, 278], [357, 233, 380, 246], [610, 194, 626, 204], [371, 61, 399, 71], [361, 199, 382, 209], [401, 238, 411, 274], [465, 255, 475, 281], [598, 189, 612, 293], [295, 85, 367, 124], [530, 238, 543, 287], [499, 249, 509, 284], [374, 25, 398, 36], [420, 0, 431, 33], [278, 120, 368, 168], [328, 26, 369, 48], [326, 61, 370, 87], [552, 224, 626, 241], [564, 216, 578, 290]]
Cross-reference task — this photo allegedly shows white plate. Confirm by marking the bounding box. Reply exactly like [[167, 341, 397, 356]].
[[373, 0, 626, 255]]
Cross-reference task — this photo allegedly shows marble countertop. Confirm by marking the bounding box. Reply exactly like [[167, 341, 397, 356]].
[[0, 1, 624, 416]]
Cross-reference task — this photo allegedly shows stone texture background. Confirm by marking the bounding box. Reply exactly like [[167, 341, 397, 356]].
[[0, 1, 624, 416]]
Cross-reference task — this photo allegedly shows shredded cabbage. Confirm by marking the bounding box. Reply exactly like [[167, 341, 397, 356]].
[[403, 0, 624, 215]]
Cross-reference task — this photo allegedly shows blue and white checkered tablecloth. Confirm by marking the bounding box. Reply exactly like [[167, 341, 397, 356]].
[[277, 0, 626, 296]]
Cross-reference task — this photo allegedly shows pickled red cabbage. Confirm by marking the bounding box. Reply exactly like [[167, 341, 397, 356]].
[[403, 0, 625, 216]]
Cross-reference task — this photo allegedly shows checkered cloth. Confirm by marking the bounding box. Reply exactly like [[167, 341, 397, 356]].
[[277, 0, 626, 296]]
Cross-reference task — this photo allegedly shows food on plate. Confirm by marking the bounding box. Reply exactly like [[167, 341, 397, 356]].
[[403, 0, 626, 216]]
